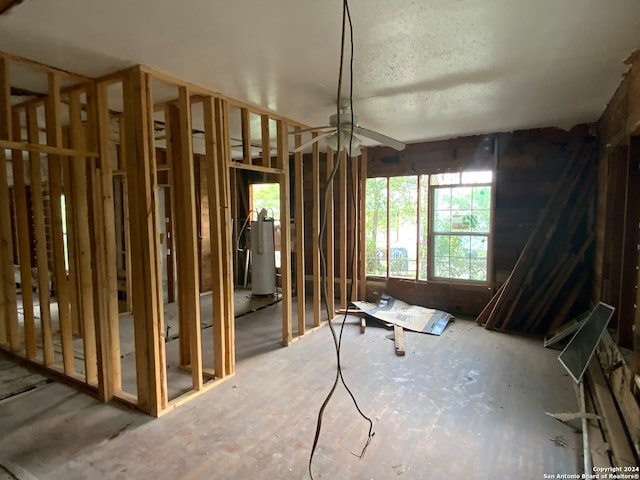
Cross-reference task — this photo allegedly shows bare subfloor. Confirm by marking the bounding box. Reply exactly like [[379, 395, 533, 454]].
[[0, 305, 581, 480]]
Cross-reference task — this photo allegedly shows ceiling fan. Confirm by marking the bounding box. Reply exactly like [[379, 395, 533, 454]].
[[292, 102, 405, 156]]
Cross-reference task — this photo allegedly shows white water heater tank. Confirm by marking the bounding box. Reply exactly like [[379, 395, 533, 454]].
[[250, 209, 277, 296]]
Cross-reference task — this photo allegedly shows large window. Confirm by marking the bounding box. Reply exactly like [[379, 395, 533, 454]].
[[365, 170, 493, 283]]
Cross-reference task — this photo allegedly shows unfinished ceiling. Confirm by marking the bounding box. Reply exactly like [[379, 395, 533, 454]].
[[1, 0, 639, 145]]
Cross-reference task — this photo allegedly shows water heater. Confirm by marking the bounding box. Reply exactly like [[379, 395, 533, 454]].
[[250, 208, 277, 296]]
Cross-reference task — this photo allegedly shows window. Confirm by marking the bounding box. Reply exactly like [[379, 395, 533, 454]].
[[365, 170, 492, 283]]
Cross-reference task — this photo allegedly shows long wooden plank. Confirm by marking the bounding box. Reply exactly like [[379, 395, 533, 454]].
[[175, 87, 203, 390], [261, 114, 270, 168], [350, 156, 358, 300], [293, 131, 305, 335], [215, 98, 235, 376], [241, 107, 251, 164], [0, 140, 99, 158], [93, 80, 122, 400], [27, 104, 54, 364], [61, 130, 81, 338], [339, 150, 347, 310], [228, 162, 284, 175], [588, 358, 636, 467], [311, 137, 321, 326], [394, 325, 406, 356], [69, 90, 97, 383], [10, 111, 36, 358], [167, 104, 191, 367], [0, 59, 7, 347], [203, 96, 227, 378], [326, 148, 335, 318], [123, 68, 167, 415], [45, 72, 74, 374], [0, 57, 19, 350], [358, 150, 367, 301], [277, 119, 293, 345]]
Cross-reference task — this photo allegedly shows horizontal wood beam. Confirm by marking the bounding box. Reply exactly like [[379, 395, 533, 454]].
[[0, 139, 99, 158]]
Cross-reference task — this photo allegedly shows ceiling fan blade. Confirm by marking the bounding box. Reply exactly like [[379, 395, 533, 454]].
[[289, 125, 332, 135], [292, 131, 334, 153], [353, 126, 406, 151]]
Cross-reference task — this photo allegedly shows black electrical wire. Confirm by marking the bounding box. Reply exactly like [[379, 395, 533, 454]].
[[308, 1, 374, 478]]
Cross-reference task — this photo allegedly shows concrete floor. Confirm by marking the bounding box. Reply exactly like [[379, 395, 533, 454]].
[[0, 303, 582, 479]]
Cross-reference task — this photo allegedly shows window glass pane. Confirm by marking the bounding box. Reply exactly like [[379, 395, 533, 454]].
[[433, 187, 451, 210], [434, 210, 451, 232], [250, 183, 280, 220], [431, 172, 460, 185], [461, 170, 492, 184], [388, 176, 417, 278], [418, 175, 429, 280], [469, 236, 488, 259], [365, 177, 388, 276]]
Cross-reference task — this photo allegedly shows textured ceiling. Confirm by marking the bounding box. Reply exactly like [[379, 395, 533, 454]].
[[1, 0, 639, 146]]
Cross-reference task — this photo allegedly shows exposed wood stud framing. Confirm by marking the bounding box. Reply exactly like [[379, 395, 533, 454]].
[[350, 155, 359, 301], [93, 80, 121, 400], [294, 130, 305, 335], [26, 104, 54, 364], [261, 114, 270, 167], [358, 150, 367, 300], [277, 119, 293, 345], [174, 86, 203, 390], [10, 111, 36, 358], [203, 96, 228, 378], [311, 137, 322, 326], [215, 97, 235, 376], [339, 150, 347, 310], [123, 68, 167, 415], [326, 148, 335, 318], [0, 56, 19, 350], [45, 72, 75, 373], [241, 107, 251, 164], [69, 90, 99, 382]]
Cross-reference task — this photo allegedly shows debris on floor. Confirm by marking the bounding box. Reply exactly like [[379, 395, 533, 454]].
[[351, 294, 453, 336]]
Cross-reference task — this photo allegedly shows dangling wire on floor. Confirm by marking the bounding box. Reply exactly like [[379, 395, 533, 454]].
[[308, 1, 375, 478]]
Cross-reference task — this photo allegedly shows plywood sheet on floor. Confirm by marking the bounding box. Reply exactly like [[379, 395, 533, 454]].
[[0, 317, 581, 479]]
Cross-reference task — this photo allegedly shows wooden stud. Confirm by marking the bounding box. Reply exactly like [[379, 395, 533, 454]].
[[45, 72, 74, 374], [294, 131, 305, 335], [339, 150, 347, 310], [0, 57, 19, 350], [326, 148, 335, 318], [350, 156, 358, 300], [167, 104, 191, 367], [203, 96, 228, 378], [69, 90, 97, 383], [27, 104, 54, 365], [215, 98, 235, 376], [394, 325, 405, 356], [123, 68, 167, 415], [311, 137, 321, 327], [173, 87, 203, 390], [119, 116, 134, 313], [261, 114, 270, 167], [241, 107, 251, 164], [11, 111, 36, 358], [93, 80, 122, 400], [276, 119, 293, 345], [358, 150, 367, 301], [62, 132, 81, 338]]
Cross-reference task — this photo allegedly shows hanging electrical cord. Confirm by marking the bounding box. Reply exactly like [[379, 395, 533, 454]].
[[308, 1, 374, 478]]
